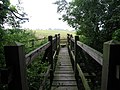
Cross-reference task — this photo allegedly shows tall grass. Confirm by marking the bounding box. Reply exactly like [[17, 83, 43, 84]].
[[33, 30, 75, 39]]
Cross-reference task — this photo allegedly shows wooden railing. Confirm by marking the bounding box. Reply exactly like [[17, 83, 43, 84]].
[[27, 38, 46, 48], [67, 34, 120, 90], [0, 34, 60, 90]]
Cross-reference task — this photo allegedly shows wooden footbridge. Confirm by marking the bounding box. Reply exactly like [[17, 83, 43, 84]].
[[51, 46, 77, 90], [0, 34, 120, 90]]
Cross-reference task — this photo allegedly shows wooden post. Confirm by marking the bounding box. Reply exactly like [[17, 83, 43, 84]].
[[4, 42, 28, 90], [0, 68, 8, 84], [67, 34, 70, 45], [101, 40, 120, 90], [70, 34, 73, 50], [55, 34, 57, 50], [48, 36, 53, 86], [58, 34, 60, 48], [74, 36, 79, 75]]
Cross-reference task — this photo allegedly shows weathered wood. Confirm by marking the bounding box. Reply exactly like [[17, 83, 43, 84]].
[[52, 80, 77, 86], [2, 34, 60, 90], [57, 34, 60, 48], [51, 47, 78, 90], [68, 35, 120, 90], [55, 67, 73, 71], [56, 62, 72, 66], [51, 86, 78, 90], [25, 42, 50, 65], [39, 34, 60, 90], [54, 70, 74, 74], [53, 76, 75, 80], [77, 64, 91, 90], [71, 37, 75, 42], [101, 40, 120, 90], [41, 47, 49, 62], [54, 73, 75, 77], [77, 41, 103, 65], [56, 66, 72, 68], [53, 51, 57, 60], [55, 34, 57, 50], [71, 50, 75, 61], [74, 36, 79, 75], [4, 42, 28, 90], [68, 38, 91, 90], [48, 36, 54, 86], [67, 34, 70, 45], [0, 68, 8, 84], [70, 35, 73, 50]]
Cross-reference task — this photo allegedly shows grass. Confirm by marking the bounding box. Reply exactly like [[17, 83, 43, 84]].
[[33, 30, 76, 39]]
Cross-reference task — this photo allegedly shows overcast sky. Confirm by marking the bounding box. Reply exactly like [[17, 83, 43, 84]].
[[10, 0, 73, 30]]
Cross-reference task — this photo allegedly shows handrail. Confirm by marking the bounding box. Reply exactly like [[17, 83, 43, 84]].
[[71, 38, 75, 42], [68, 33, 103, 65], [25, 42, 50, 66], [3, 34, 60, 90], [68, 45, 91, 90], [67, 34, 120, 90], [77, 41, 103, 65], [77, 64, 91, 90], [67, 34, 102, 90]]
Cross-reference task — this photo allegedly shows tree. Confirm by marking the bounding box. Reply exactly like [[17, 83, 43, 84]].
[[0, 0, 28, 67], [55, 0, 120, 52], [0, 0, 28, 28]]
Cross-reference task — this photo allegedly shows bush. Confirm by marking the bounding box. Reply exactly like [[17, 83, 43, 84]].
[[112, 29, 120, 41], [0, 29, 48, 90]]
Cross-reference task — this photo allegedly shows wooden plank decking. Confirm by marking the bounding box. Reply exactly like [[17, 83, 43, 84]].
[[51, 46, 78, 90]]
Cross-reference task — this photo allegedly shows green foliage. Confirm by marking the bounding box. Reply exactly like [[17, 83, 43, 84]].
[[3, 29, 36, 53], [0, 28, 6, 67], [55, 0, 120, 52], [0, 0, 28, 28], [27, 55, 48, 90], [112, 29, 120, 41], [55, 0, 120, 89], [0, 29, 48, 90]]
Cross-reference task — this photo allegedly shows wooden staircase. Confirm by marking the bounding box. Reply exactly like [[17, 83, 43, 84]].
[[51, 46, 78, 90]]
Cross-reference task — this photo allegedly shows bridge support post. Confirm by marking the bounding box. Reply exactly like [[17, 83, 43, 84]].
[[67, 34, 70, 45], [48, 36, 54, 87], [4, 42, 28, 90], [70, 34, 73, 50], [58, 34, 60, 48], [101, 40, 120, 90], [55, 34, 57, 51], [74, 36, 79, 76]]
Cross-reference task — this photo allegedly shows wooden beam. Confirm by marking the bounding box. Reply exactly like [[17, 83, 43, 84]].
[[77, 64, 91, 90], [77, 41, 103, 65], [25, 42, 50, 66], [101, 40, 120, 90], [4, 42, 28, 90]]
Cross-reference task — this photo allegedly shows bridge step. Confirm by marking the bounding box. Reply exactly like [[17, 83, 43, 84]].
[[52, 80, 77, 86], [51, 47, 78, 90], [55, 71, 74, 74], [53, 76, 75, 81], [51, 86, 78, 90], [55, 67, 73, 71], [54, 73, 75, 77]]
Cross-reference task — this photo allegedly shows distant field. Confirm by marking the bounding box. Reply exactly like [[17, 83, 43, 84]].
[[34, 30, 76, 39]]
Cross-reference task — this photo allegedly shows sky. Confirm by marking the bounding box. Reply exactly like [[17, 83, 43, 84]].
[[10, 0, 73, 30]]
